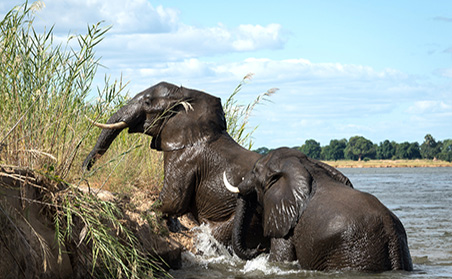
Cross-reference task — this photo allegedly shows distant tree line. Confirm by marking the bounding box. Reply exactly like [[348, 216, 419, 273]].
[[253, 134, 452, 162]]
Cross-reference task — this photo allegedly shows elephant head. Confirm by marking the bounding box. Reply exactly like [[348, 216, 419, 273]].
[[83, 81, 226, 170], [224, 147, 352, 260]]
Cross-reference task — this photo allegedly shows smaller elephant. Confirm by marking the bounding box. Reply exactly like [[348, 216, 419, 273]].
[[224, 147, 413, 272]]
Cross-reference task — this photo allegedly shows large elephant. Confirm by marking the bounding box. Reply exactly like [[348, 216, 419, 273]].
[[83, 82, 265, 246], [224, 147, 413, 272]]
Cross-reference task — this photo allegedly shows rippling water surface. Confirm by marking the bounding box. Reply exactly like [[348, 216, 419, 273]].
[[170, 167, 452, 279]]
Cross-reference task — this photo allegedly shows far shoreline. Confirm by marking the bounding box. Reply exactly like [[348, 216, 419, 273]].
[[323, 159, 452, 168]]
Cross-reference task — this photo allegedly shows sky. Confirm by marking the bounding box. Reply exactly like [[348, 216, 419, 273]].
[[1, 0, 452, 148]]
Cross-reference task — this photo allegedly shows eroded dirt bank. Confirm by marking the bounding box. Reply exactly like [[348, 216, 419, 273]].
[[0, 165, 194, 278]]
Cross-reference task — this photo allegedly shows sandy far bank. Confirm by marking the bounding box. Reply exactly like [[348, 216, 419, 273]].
[[323, 159, 452, 168]]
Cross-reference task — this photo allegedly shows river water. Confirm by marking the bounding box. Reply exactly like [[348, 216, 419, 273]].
[[169, 167, 452, 279]]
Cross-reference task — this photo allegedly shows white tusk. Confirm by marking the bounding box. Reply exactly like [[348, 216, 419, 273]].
[[223, 171, 240, 193], [85, 115, 128, 129], [180, 101, 194, 112]]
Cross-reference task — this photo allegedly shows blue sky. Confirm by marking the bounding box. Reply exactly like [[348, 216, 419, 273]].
[[2, 1, 452, 148]]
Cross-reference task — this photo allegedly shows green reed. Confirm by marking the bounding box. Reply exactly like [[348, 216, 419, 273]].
[[1, 2, 274, 277], [0, 2, 167, 278], [223, 73, 278, 150]]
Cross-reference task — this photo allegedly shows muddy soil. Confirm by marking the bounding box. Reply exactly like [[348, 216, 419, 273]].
[[0, 165, 195, 278]]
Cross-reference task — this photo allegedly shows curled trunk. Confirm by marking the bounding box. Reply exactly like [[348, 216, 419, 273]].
[[82, 106, 132, 170], [232, 194, 261, 260]]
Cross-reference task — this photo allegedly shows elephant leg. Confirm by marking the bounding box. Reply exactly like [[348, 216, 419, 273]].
[[269, 237, 296, 262], [211, 214, 268, 251]]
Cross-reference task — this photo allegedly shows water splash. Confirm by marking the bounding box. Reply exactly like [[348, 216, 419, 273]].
[[192, 223, 232, 259], [241, 254, 302, 276], [180, 223, 241, 269], [177, 223, 305, 277]]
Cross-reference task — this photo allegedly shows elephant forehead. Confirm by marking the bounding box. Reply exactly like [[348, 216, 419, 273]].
[[144, 88, 169, 99], [133, 82, 180, 100]]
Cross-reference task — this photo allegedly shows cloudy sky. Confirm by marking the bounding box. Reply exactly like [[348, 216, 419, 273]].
[[2, 1, 452, 148]]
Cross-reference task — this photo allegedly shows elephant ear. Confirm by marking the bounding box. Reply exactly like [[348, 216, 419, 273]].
[[262, 162, 312, 238], [152, 88, 227, 151]]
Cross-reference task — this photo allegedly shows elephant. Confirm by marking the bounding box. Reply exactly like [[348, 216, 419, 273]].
[[83, 81, 266, 247], [224, 147, 413, 272]]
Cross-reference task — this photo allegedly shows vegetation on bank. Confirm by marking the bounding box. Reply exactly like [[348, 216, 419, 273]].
[[324, 159, 452, 168], [0, 2, 271, 278], [0, 2, 165, 278], [223, 73, 277, 150], [255, 134, 452, 163]]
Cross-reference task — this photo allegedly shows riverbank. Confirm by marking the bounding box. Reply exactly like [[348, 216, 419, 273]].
[[0, 165, 179, 278], [324, 159, 452, 168]]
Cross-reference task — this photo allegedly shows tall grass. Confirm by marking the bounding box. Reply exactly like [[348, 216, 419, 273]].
[[54, 189, 167, 278], [223, 73, 278, 150], [1, 1, 274, 277], [0, 2, 166, 278], [0, 1, 120, 177], [0, 1, 163, 191]]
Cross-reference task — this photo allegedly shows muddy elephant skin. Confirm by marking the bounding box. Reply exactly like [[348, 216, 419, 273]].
[[83, 82, 265, 246], [227, 147, 413, 272]]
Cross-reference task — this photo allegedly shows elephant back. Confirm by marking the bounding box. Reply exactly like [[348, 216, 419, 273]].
[[294, 185, 412, 271], [306, 158, 353, 188]]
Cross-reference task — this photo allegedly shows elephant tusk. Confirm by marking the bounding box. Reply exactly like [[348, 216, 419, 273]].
[[85, 115, 128, 129], [180, 101, 194, 112], [223, 171, 240, 194]]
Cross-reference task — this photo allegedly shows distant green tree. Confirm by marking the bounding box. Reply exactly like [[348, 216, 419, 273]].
[[420, 134, 441, 159], [395, 142, 410, 159], [395, 142, 421, 159], [377, 140, 396, 159], [408, 142, 421, 159], [320, 145, 331, 160], [438, 139, 452, 162], [344, 136, 375, 161], [321, 139, 347, 160], [372, 143, 378, 159], [254, 147, 270, 155], [299, 139, 321, 159]]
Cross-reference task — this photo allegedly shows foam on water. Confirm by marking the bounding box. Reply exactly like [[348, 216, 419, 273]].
[[179, 223, 241, 269], [240, 254, 303, 276], [179, 223, 305, 277]]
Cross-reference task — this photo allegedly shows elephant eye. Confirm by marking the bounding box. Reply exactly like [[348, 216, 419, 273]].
[[269, 173, 282, 184], [265, 173, 282, 192]]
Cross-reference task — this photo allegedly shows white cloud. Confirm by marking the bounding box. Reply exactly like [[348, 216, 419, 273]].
[[435, 68, 452, 78], [6, 1, 286, 63], [27, 0, 179, 34], [97, 23, 286, 65], [2, 1, 286, 62], [138, 59, 216, 79], [111, 57, 414, 97], [3, 1, 451, 148], [101, 56, 427, 109], [213, 58, 408, 83], [232, 24, 285, 51], [408, 101, 452, 113]]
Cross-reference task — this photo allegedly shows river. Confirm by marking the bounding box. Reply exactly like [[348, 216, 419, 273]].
[[169, 167, 452, 279]]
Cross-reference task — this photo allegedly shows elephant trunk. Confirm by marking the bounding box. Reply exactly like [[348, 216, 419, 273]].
[[82, 103, 138, 170], [232, 194, 261, 260]]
